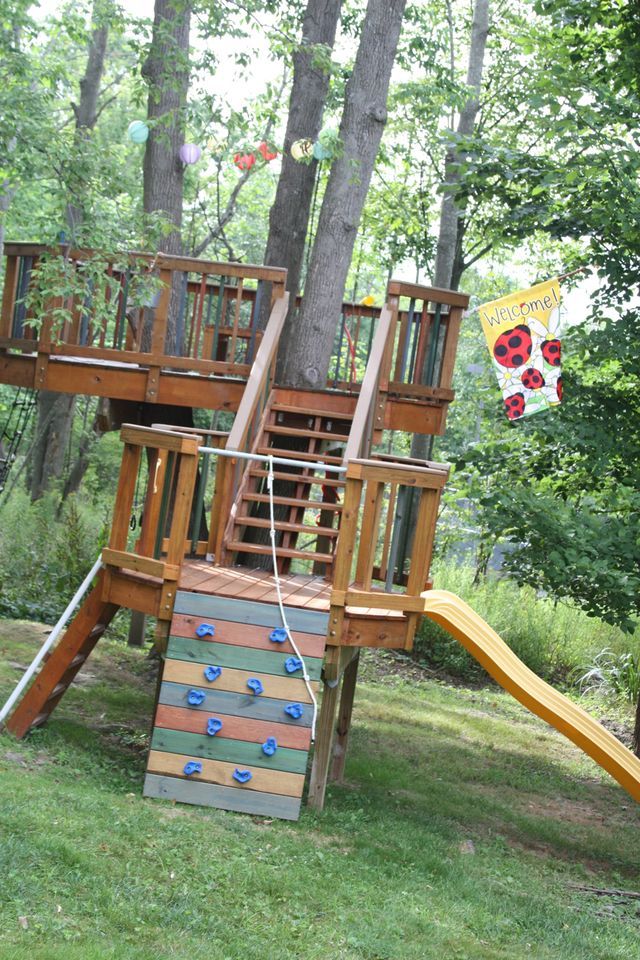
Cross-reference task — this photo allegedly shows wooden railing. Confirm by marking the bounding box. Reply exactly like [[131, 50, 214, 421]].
[[0, 244, 287, 394], [382, 279, 468, 401], [328, 457, 449, 649], [101, 424, 202, 622]]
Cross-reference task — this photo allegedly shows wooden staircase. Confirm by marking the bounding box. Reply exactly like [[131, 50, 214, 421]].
[[224, 399, 353, 573]]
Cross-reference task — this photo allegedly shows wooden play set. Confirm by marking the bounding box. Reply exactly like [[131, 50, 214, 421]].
[[1, 242, 639, 819]]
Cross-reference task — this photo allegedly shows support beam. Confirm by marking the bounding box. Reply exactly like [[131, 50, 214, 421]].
[[329, 650, 360, 782], [307, 677, 341, 810]]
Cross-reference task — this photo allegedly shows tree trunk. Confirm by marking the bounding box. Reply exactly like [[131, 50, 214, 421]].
[[410, 0, 490, 464], [30, 392, 75, 500], [30, 2, 111, 501], [260, 0, 342, 336], [432, 0, 490, 291], [278, 0, 407, 388], [66, 3, 110, 241], [141, 0, 191, 355]]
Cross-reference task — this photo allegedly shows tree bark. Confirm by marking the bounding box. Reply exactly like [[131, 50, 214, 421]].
[[278, 0, 407, 388], [31, 1, 111, 501], [66, 3, 110, 241], [260, 0, 342, 337], [141, 0, 191, 355], [410, 0, 490, 466], [433, 0, 490, 291], [142, 0, 190, 255]]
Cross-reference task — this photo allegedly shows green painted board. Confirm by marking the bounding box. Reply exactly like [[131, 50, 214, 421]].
[[143, 773, 301, 821], [167, 636, 323, 681], [159, 681, 313, 727], [174, 591, 329, 635], [151, 728, 308, 774]]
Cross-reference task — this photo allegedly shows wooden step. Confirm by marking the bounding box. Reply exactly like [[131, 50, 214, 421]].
[[227, 541, 335, 563], [257, 446, 344, 465], [271, 402, 354, 420], [236, 516, 338, 537], [250, 469, 345, 487], [265, 425, 350, 443], [242, 493, 343, 511]]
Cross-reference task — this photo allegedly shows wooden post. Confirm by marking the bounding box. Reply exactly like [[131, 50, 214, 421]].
[[329, 650, 360, 782], [0, 254, 19, 339], [307, 676, 341, 811]]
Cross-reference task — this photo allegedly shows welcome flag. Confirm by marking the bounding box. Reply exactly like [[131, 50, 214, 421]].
[[479, 278, 562, 420]]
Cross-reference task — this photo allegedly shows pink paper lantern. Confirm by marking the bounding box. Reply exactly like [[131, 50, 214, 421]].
[[179, 143, 202, 164]]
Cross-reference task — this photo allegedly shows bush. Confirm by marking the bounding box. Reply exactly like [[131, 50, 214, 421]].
[[415, 561, 639, 684], [0, 489, 109, 623]]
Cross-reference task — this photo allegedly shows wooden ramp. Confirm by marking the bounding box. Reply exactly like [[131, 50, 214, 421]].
[[143, 583, 329, 821]]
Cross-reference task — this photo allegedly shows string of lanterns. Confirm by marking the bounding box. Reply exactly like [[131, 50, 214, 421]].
[[127, 122, 279, 170]]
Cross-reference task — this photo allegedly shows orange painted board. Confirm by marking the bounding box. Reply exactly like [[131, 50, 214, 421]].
[[154, 704, 312, 750], [162, 659, 318, 703], [147, 749, 304, 797], [170, 613, 325, 658]]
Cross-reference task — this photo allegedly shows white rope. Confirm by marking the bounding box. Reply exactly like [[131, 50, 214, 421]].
[[266, 454, 318, 741]]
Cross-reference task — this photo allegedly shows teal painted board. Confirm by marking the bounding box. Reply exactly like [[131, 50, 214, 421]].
[[167, 636, 323, 681], [159, 681, 313, 727], [174, 591, 328, 635], [151, 728, 308, 774], [143, 773, 301, 821]]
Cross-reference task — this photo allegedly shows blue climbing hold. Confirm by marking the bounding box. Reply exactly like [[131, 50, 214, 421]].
[[247, 677, 264, 695], [187, 689, 206, 706], [233, 768, 252, 784], [183, 760, 202, 776], [207, 717, 223, 736], [196, 623, 216, 638], [284, 656, 303, 674], [262, 737, 278, 756], [269, 628, 288, 644], [203, 665, 222, 682], [284, 702, 304, 719]]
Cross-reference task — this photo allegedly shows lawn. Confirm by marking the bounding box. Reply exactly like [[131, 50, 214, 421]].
[[0, 619, 638, 960]]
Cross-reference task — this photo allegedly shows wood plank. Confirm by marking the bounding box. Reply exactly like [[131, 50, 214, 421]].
[[271, 389, 357, 418], [143, 773, 301, 820], [120, 424, 202, 454], [227, 541, 334, 564], [166, 636, 323, 681], [387, 279, 470, 308], [243, 493, 343, 512], [108, 443, 142, 550], [101, 549, 179, 580], [154, 704, 312, 750], [162, 660, 318, 703], [237, 516, 338, 537], [384, 399, 445, 436], [150, 729, 308, 774], [147, 749, 304, 797], [159, 681, 313, 727], [173, 591, 329, 634], [346, 459, 447, 489], [169, 613, 326, 658]]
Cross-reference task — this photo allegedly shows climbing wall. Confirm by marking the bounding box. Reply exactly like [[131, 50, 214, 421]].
[[143, 590, 328, 821]]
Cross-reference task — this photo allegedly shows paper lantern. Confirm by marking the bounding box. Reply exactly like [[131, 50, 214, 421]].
[[234, 152, 256, 171], [127, 120, 149, 144], [360, 295, 375, 307], [291, 139, 313, 161], [257, 140, 278, 162], [179, 143, 202, 164]]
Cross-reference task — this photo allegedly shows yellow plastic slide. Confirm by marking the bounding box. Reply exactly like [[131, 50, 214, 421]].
[[421, 590, 640, 803]]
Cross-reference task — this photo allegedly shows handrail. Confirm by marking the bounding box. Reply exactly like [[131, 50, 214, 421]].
[[342, 305, 393, 463]]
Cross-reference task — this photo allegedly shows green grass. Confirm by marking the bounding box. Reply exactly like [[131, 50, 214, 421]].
[[416, 561, 640, 684], [0, 619, 638, 960]]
